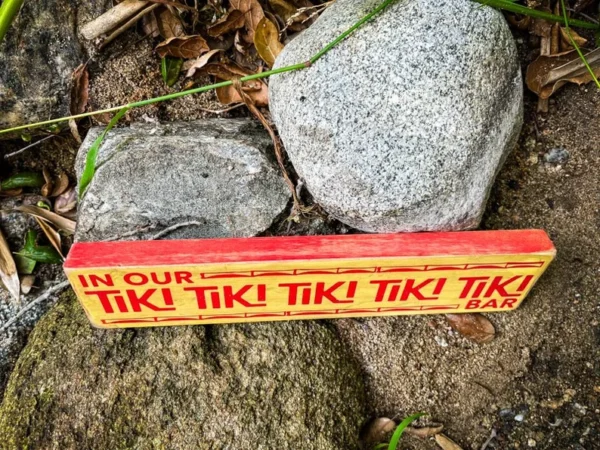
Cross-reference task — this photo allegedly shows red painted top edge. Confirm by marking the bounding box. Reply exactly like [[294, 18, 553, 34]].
[[64, 230, 555, 269]]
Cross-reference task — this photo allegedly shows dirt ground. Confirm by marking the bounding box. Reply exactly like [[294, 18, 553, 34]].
[[1, 20, 599, 450]]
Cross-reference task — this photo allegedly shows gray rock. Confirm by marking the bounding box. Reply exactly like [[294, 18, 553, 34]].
[[0, 291, 367, 449], [0, 0, 110, 133], [75, 119, 291, 241], [543, 147, 569, 164], [269, 0, 523, 232]]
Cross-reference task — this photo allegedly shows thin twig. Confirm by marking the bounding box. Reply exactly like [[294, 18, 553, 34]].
[[0, 280, 70, 334], [198, 103, 245, 114], [151, 221, 205, 239], [3, 134, 55, 159], [99, 3, 160, 49]]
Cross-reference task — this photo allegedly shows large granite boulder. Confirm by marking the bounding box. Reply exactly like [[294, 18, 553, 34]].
[[0, 0, 110, 132], [0, 292, 367, 449], [75, 119, 291, 241], [269, 0, 523, 232]]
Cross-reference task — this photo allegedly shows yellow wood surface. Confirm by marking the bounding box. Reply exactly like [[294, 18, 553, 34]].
[[66, 252, 554, 328]]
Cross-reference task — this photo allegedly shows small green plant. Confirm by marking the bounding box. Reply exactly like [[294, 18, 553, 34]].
[[474, 0, 598, 29], [0, 171, 44, 190], [15, 229, 62, 264], [79, 107, 129, 199], [0, 0, 24, 44], [373, 413, 426, 450]]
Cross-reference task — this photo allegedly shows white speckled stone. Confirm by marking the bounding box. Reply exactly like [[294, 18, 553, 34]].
[[75, 119, 290, 241], [269, 0, 523, 232]]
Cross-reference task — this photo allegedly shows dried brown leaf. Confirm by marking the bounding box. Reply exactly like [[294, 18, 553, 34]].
[[360, 417, 396, 445], [405, 424, 444, 439], [559, 27, 587, 48], [155, 6, 185, 39], [185, 49, 223, 77], [41, 168, 53, 198], [217, 82, 268, 106], [230, 0, 265, 42], [50, 173, 70, 198], [70, 64, 89, 115], [141, 8, 160, 37], [69, 119, 82, 144], [254, 17, 284, 66], [156, 35, 210, 59], [526, 48, 600, 100], [269, 0, 299, 22], [34, 217, 64, 259], [14, 205, 76, 235], [207, 9, 245, 37], [435, 434, 464, 450], [446, 313, 495, 344], [20, 275, 35, 295], [0, 228, 19, 303], [234, 30, 247, 54], [54, 187, 77, 216], [0, 188, 22, 197]]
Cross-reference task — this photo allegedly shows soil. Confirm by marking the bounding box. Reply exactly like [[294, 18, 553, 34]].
[[1, 16, 600, 450]]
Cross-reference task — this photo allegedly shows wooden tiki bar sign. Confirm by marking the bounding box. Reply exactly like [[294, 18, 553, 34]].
[[64, 230, 555, 328]]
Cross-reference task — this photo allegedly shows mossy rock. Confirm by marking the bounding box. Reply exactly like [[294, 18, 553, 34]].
[[0, 292, 366, 449]]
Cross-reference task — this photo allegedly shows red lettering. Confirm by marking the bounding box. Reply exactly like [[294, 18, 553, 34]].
[[126, 289, 176, 312], [84, 289, 121, 313], [223, 285, 262, 308], [481, 299, 498, 308], [400, 278, 437, 301], [483, 276, 521, 298], [501, 298, 518, 308], [370, 280, 403, 302], [175, 271, 193, 284], [279, 283, 312, 306], [465, 299, 481, 309], [150, 272, 171, 285], [124, 273, 148, 286], [459, 277, 489, 299], [183, 286, 219, 309], [314, 282, 352, 304]]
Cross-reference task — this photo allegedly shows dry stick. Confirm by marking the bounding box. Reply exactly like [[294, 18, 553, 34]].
[[80, 0, 150, 40], [0, 280, 70, 334], [0, 0, 399, 137], [233, 79, 302, 209], [100, 3, 160, 49], [4, 134, 55, 159]]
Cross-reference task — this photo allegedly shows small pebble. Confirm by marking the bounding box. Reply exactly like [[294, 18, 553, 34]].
[[515, 414, 525, 422], [543, 147, 569, 164], [434, 336, 448, 347], [528, 438, 537, 447]]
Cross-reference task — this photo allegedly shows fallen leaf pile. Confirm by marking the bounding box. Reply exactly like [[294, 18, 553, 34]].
[[81, 0, 326, 103], [0, 171, 77, 302], [506, 0, 600, 111]]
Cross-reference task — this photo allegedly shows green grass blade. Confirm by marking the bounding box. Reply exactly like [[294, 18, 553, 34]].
[[560, 0, 600, 90], [474, 0, 599, 30], [78, 107, 129, 199], [373, 444, 388, 450], [387, 413, 426, 450], [0, 0, 24, 45]]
